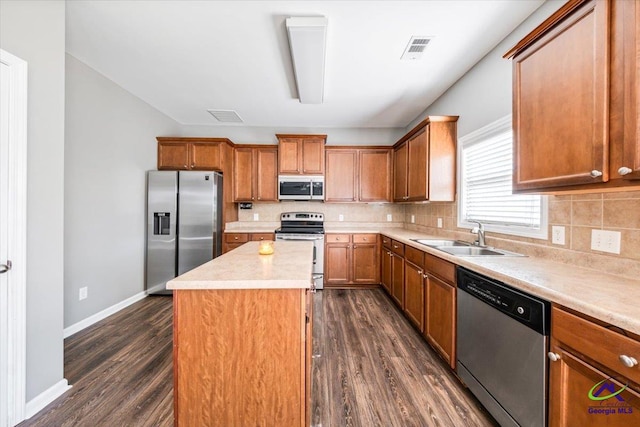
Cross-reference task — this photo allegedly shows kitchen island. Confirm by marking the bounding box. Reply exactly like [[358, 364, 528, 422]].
[[167, 241, 314, 427]]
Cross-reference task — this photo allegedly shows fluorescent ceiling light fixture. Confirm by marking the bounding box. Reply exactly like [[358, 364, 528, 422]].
[[286, 16, 328, 104]]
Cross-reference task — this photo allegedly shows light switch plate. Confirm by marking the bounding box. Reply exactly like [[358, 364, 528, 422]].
[[591, 229, 621, 254], [387, 214, 393, 222], [338, 214, 344, 222], [253, 213, 259, 221], [79, 287, 88, 301], [551, 226, 565, 245], [437, 217, 443, 228], [411, 215, 415, 224]]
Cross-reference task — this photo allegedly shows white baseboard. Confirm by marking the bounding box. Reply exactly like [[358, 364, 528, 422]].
[[63, 291, 147, 338], [25, 379, 72, 419]]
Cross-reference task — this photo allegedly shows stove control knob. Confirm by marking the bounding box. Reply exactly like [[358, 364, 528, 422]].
[[516, 306, 525, 315]]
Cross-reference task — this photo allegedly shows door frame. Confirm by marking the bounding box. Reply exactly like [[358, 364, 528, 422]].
[[0, 48, 28, 426]]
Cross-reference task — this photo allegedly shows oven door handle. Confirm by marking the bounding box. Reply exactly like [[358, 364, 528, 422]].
[[312, 246, 316, 265]]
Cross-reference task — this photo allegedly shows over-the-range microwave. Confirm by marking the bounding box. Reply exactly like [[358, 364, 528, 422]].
[[278, 175, 324, 201]]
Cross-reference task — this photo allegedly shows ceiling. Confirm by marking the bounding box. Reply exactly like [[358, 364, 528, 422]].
[[66, 0, 544, 129]]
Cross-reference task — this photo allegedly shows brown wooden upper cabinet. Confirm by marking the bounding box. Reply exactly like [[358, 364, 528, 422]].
[[233, 145, 278, 202], [276, 134, 326, 175], [393, 116, 458, 202], [505, 0, 640, 193], [325, 147, 392, 202], [157, 137, 229, 171]]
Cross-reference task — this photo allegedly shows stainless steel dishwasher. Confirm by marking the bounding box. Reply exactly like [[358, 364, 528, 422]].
[[457, 267, 551, 427]]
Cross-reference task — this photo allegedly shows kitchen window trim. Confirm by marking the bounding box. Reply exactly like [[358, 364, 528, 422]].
[[457, 115, 549, 240]]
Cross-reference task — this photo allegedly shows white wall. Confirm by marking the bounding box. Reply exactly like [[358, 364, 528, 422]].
[[64, 55, 181, 327], [407, 1, 560, 137], [0, 0, 66, 401], [180, 124, 404, 146]]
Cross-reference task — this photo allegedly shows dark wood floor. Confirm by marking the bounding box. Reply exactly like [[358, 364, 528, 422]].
[[20, 289, 496, 427]]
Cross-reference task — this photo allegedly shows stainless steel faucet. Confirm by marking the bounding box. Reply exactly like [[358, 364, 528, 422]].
[[470, 221, 487, 247]]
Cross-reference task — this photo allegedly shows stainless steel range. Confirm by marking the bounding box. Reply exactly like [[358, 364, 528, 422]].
[[275, 212, 324, 289]]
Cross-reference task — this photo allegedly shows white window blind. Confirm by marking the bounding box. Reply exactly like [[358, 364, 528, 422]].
[[459, 116, 547, 238]]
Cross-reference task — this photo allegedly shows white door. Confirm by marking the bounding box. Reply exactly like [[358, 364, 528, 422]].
[[0, 49, 27, 427]]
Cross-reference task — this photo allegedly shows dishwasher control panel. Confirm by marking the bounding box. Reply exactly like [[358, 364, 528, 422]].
[[457, 267, 550, 335]]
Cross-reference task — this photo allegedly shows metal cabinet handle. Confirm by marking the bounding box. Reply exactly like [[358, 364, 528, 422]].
[[590, 170, 603, 178], [393, 245, 398, 249], [183, 164, 188, 169], [234, 236, 239, 240], [259, 237, 264, 240], [548, 352, 561, 362], [619, 355, 638, 368], [353, 245, 357, 249], [618, 166, 633, 176], [422, 273, 428, 279], [0, 260, 12, 274], [336, 237, 340, 241]]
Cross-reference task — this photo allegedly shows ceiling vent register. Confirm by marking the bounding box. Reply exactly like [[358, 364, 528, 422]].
[[401, 36, 432, 60], [207, 109, 244, 123]]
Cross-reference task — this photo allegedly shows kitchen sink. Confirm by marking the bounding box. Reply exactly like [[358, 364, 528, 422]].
[[411, 239, 471, 247], [410, 238, 524, 257], [437, 246, 524, 257]]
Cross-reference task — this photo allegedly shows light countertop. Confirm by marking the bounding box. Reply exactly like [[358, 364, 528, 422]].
[[167, 241, 314, 290], [377, 228, 640, 336]]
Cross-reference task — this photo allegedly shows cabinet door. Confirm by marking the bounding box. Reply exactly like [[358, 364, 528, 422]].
[[158, 141, 189, 170], [234, 148, 254, 201], [616, 0, 640, 181], [548, 346, 640, 427], [325, 243, 350, 286], [425, 274, 455, 369], [301, 138, 325, 174], [352, 242, 379, 284], [407, 128, 429, 201], [359, 149, 392, 202], [381, 248, 392, 294], [190, 142, 222, 170], [393, 143, 408, 201], [325, 150, 357, 202], [255, 148, 278, 201], [391, 254, 404, 307], [404, 261, 425, 332], [513, 0, 609, 190], [278, 139, 302, 174]]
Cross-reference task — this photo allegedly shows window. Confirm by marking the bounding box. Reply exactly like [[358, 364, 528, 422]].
[[458, 115, 547, 239]]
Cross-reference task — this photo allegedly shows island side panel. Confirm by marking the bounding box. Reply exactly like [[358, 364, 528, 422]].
[[173, 288, 305, 427]]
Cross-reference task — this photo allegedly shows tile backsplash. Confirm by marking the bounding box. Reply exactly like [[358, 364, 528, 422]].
[[234, 192, 639, 279], [404, 191, 640, 279], [237, 201, 405, 224]]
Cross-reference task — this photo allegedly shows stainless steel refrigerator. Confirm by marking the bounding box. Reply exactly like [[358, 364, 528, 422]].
[[145, 171, 223, 295]]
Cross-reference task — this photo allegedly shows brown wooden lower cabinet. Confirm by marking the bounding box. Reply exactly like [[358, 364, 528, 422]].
[[223, 232, 275, 253], [423, 253, 457, 370], [173, 288, 312, 427], [549, 306, 640, 426], [404, 246, 425, 332], [324, 233, 380, 287]]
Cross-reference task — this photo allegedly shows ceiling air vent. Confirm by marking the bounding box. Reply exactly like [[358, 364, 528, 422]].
[[207, 109, 243, 123], [401, 36, 432, 60]]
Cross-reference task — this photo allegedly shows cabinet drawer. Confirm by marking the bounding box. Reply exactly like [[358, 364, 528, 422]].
[[391, 240, 405, 256], [225, 233, 249, 243], [326, 234, 351, 243], [353, 234, 377, 244], [552, 306, 640, 385], [424, 253, 455, 284], [251, 233, 274, 241], [381, 236, 392, 248], [405, 246, 424, 267]]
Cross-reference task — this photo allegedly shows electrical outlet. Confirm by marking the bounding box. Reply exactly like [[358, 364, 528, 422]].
[[386, 214, 393, 222], [591, 229, 621, 254], [437, 217, 443, 228], [338, 214, 344, 222], [411, 215, 415, 224], [551, 226, 565, 245], [253, 213, 259, 221], [79, 287, 88, 301]]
